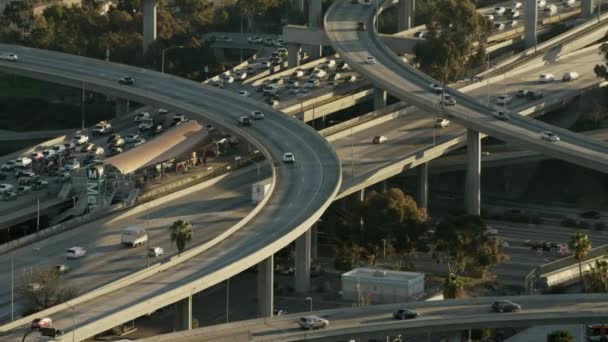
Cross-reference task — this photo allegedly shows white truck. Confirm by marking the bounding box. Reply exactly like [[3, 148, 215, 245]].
[[121, 226, 148, 247], [252, 181, 271, 204]]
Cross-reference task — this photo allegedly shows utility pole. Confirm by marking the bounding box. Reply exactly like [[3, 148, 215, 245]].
[[36, 197, 40, 233]]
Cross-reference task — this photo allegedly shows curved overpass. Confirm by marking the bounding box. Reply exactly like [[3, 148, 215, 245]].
[[141, 293, 608, 341], [0, 44, 341, 340], [324, 0, 608, 174]]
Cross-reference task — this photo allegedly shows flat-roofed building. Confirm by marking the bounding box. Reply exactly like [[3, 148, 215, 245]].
[[341, 267, 424, 305]]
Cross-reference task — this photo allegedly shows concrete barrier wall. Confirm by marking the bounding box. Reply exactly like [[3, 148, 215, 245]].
[[203, 53, 258, 85], [538, 244, 608, 288]]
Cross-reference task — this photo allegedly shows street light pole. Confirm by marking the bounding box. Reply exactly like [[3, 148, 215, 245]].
[[225, 278, 230, 323], [146, 205, 150, 268], [65, 302, 76, 342]]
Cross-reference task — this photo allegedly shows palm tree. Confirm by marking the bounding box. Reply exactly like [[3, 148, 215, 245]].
[[169, 219, 193, 256], [443, 273, 465, 299], [547, 329, 573, 342], [568, 232, 592, 291]]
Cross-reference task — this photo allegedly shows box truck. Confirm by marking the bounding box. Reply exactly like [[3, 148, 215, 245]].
[[252, 182, 271, 204]]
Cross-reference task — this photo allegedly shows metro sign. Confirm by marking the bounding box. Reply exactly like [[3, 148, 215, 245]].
[[86, 164, 105, 212]]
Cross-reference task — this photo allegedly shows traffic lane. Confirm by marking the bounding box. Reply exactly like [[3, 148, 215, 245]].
[[489, 221, 608, 247], [0, 167, 265, 319]]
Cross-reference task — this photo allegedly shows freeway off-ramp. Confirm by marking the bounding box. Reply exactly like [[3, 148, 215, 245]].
[[325, 0, 608, 173], [140, 293, 608, 341], [0, 44, 341, 340]]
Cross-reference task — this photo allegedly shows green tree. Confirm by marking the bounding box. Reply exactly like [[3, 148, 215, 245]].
[[569, 232, 592, 290], [169, 219, 193, 256], [547, 329, 574, 342], [594, 43, 608, 80], [2, 1, 33, 29], [443, 273, 466, 299], [413, 0, 492, 82], [432, 215, 507, 277], [586, 259, 608, 293]]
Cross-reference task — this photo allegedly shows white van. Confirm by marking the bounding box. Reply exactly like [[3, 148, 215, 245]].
[[121, 226, 148, 247], [543, 4, 557, 15], [562, 71, 579, 82]]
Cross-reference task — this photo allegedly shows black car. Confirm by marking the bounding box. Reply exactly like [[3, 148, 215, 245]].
[[0, 171, 6, 180], [118, 76, 134, 85], [580, 210, 601, 220], [107, 134, 122, 143], [393, 309, 419, 320], [491, 300, 521, 313], [264, 96, 279, 105], [526, 90, 543, 100], [357, 22, 366, 31]]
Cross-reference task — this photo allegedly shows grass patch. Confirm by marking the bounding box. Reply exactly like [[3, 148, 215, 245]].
[[0, 74, 79, 101]]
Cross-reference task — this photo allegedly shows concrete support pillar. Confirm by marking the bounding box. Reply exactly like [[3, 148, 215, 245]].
[[374, 87, 387, 110], [417, 162, 428, 209], [142, 0, 157, 54], [582, 0, 595, 18], [304, 44, 322, 59], [381, 180, 388, 192], [257, 255, 274, 317], [465, 130, 481, 215], [213, 47, 226, 62], [359, 188, 365, 230], [309, 0, 322, 29], [311, 224, 318, 259], [288, 43, 301, 67], [291, 0, 304, 13], [174, 295, 192, 331], [115, 98, 130, 117], [524, 0, 537, 49], [295, 229, 312, 293], [398, 0, 415, 31]]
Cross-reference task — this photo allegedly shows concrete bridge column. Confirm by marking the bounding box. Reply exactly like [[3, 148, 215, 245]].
[[288, 43, 301, 67], [115, 98, 130, 117], [295, 228, 312, 293], [304, 44, 322, 59], [257, 255, 274, 317], [465, 129, 481, 215], [582, 0, 595, 18], [213, 47, 226, 62], [311, 224, 318, 259], [417, 162, 428, 209], [309, 0, 322, 29], [374, 87, 387, 110], [398, 0, 415, 31], [174, 295, 192, 331], [291, 0, 304, 13], [143, 0, 157, 54], [524, 0, 538, 49]]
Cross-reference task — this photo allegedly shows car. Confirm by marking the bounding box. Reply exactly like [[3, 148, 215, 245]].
[[493, 7, 506, 15], [173, 114, 187, 122], [562, 71, 579, 82], [527, 90, 543, 100], [32, 180, 49, 190], [429, 83, 443, 93], [0, 52, 18, 61], [107, 133, 122, 143], [494, 23, 505, 31], [65, 247, 86, 259], [485, 14, 494, 21], [329, 73, 342, 81], [304, 79, 320, 88], [357, 22, 366, 31], [298, 316, 329, 330], [110, 138, 125, 148], [55, 264, 69, 274], [0, 172, 6, 180], [439, 94, 456, 106], [31, 317, 52, 329], [63, 159, 80, 171], [17, 185, 33, 195], [492, 111, 510, 120], [337, 61, 350, 70], [71, 134, 89, 145], [273, 309, 287, 316], [250, 111, 265, 120], [238, 90, 249, 97], [29, 152, 44, 161], [297, 89, 311, 98], [0, 184, 14, 194], [346, 75, 357, 82], [508, 10, 520, 19], [15, 157, 32, 168], [495, 94, 513, 105], [108, 147, 123, 156], [260, 61, 271, 69], [148, 247, 164, 257], [239, 116, 252, 126], [364, 56, 376, 64], [506, 20, 518, 27], [52, 144, 67, 155], [138, 118, 155, 131], [539, 73, 555, 83], [41, 149, 56, 160], [580, 210, 601, 220], [283, 152, 295, 163], [1, 160, 16, 171], [132, 138, 146, 147], [372, 135, 388, 144], [393, 308, 419, 320], [235, 71, 247, 80], [414, 30, 429, 38], [514, 2, 523, 9], [92, 121, 113, 135], [125, 134, 140, 143], [491, 300, 521, 313], [540, 130, 560, 142], [220, 35, 232, 43], [516, 89, 529, 97], [248, 36, 262, 44], [435, 118, 450, 128], [118, 76, 134, 85], [158, 108, 169, 114], [89, 146, 104, 156], [134, 111, 151, 122]]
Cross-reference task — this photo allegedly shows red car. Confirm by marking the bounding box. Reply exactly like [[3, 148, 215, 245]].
[[31, 317, 52, 329]]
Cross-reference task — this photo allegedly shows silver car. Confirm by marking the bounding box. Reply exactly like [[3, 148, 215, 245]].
[[298, 316, 329, 330]]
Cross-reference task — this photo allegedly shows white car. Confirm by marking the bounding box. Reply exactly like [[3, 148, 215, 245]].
[[92, 121, 113, 134], [298, 316, 329, 330], [235, 71, 247, 80], [495, 94, 513, 105], [362, 0, 371, 6], [429, 83, 443, 93], [493, 7, 506, 15], [71, 135, 89, 145], [372, 135, 388, 144], [0, 52, 18, 61], [89, 147, 104, 156], [64, 159, 80, 171], [513, 2, 523, 9], [125, 134, 140, 143], [492, 111, 510, 120], [485, 14, 494, 21], [494, 23, 505, 31], [435, 118, 450, 128], [148, 247, 164, 257], [134, 111, 151, 122], [507, 20, 518, 27], [1, 160, 16, 171], [539, 73, 555, 83], [283, 152, 295, 163], [225, 76, 235, 84], [364, 56, 376, 64], [15, 157, 32, 168], [250, 111, 265, 120], [0, 184, 14, 194], [41, 149, 56, 160], [260, 61, 271, 69], [540, 131, 560, 142], [238, 90, 249, 97], [65, 247, 86, 259]]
